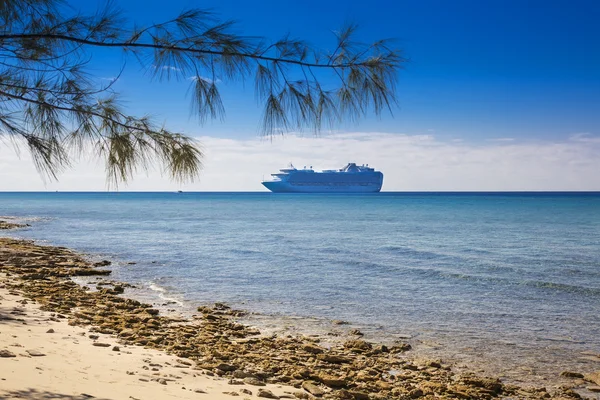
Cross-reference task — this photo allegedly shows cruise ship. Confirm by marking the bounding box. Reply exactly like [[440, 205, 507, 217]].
[[262, 163, 383, 193]]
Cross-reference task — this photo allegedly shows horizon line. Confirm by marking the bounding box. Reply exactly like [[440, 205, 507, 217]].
[[1, 191, 599, 194]]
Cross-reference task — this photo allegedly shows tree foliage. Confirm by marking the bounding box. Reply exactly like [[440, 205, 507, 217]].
[[0, 0, 405, 185]]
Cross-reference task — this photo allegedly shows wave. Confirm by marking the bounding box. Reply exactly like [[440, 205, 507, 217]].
[[0, 215, 52, 223], [338, 259, 451, 281], [526, 280, 600, 296], [442, 272, 600, 297], [147, 281, 184, 306], [334, 256, 600, 298], [228, 248, 263, 255], [380, 245, 452, 260], [317, 247, 346, 254]]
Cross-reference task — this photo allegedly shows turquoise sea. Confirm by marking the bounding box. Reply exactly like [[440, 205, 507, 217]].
[[1, 192, 600, 383]]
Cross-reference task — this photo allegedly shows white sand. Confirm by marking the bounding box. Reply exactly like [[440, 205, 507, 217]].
[[0, 284, 301, 400]]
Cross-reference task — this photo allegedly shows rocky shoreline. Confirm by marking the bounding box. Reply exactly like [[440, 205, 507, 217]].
[[0, 219, 30, 230], [1, 223, 599, 399]]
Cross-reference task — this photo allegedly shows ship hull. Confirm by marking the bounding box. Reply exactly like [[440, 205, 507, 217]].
[[262, 181, 382, 193]]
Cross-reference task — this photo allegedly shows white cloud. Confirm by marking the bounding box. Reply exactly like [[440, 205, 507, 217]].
[[1, 132, 599, 191], [569, 132, 600, 143], [189, 76, 221, 84], [160, 65, 181, 72]]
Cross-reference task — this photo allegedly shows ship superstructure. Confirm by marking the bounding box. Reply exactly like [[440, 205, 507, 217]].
[[262, 163, 383, 193]]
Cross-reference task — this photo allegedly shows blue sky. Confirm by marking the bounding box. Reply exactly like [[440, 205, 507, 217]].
[[82, 0, 600, 142], [4, 0, 599, 191]]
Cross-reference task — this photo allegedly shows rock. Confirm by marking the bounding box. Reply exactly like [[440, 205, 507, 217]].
[[94, 260, 111, 267], [369, 394, 388, 400], [301, 381, 325, 396], [112, 346, 120, 351], [343, 339, 372, 351], [408, 388, 423, 398], [348, 391, 369, 400], [556, 388, 582, 399], [112, 285, 125, 294], [194, 389, 206, 393], [217, 363, 237, 372], [244, 377, 266, 386], [233, 370, 257, 379], [158, 378, 167, 385], [316, 374, 346, 388], [317, 354, 351, 364], [46, 328, 55, 333], [355, 371, 376, 383], [92, 342, 111, 347], [587, 386, 600, 392], [349, 329, 363, 336], [118, 329, 135, 338], [26, 349, 46, 357], [0, 349, 16, 357], [376, 380, 392, 390], [402, 364, 419, 371], [377, 344, 389, 353], [561, 371, 584, 379], [240, 388, 252, 395], [302, 344, 324, 354], [585, 371, 600, 385], [459, 376, 502, 394], [449, 390, 473, 399], [257, 388, 279, 399], [420, 382, 447, 394], [390, 343, 412, 352], [0, 221, 28, 229]]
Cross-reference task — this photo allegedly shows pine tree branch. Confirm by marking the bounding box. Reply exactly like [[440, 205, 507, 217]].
[[0, 88, 158, 135], [0, 33, 398, 69]]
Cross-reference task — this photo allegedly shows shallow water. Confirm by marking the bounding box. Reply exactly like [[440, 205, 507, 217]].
[[2, 192, 600, 384]]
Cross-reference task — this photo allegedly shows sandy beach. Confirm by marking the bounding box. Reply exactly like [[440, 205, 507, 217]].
[[1, 221, 600, 400], [0, 284, 299, 400]]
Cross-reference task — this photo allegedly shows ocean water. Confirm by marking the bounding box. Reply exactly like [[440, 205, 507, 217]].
[[1, 192, 600, 384]]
